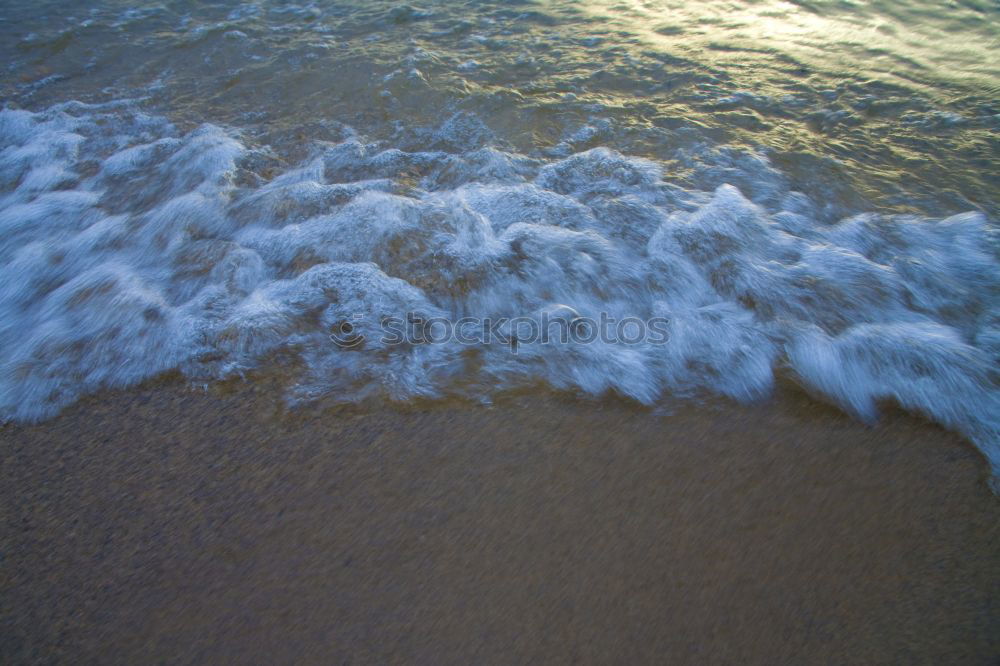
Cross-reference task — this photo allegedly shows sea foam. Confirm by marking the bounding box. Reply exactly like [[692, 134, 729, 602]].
[[1, 102, 997, 483]]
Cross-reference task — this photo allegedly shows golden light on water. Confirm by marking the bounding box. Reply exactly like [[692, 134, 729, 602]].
[[578, 0, 999, 94]]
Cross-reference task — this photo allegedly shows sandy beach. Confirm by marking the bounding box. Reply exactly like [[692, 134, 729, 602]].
[[2, 379, 998, 664]]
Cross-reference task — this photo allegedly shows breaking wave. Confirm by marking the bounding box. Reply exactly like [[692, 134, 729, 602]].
[[1, 101, 998, 481]]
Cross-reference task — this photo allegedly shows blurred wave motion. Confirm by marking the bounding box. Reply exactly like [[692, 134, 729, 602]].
[[0, 0, 997, 480]]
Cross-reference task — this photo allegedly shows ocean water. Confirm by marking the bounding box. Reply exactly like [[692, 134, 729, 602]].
[[0, 1, 998, 481]]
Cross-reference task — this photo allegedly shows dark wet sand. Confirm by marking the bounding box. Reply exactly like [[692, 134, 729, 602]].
[[2, 379, 999, 665]]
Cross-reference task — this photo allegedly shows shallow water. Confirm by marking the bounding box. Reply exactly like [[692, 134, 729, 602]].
[[0, 1, 998, 478]]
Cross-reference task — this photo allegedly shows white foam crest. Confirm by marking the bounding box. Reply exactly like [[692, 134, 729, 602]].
[[0, 103, 997, 484], [787, 322, 1000, 480]]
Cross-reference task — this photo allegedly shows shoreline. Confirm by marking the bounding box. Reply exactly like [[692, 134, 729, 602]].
[[2, 380, 998, 663]]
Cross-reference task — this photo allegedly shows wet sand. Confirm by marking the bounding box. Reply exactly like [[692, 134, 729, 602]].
[[2, 379, 998, 664]]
